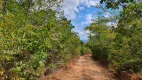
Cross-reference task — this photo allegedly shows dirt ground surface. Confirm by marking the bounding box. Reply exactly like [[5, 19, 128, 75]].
[[40, 54, 116, 80]]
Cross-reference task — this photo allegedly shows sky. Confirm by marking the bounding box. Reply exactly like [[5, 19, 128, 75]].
[[61, 0, 121, 42], [61, 0, 104, 42]]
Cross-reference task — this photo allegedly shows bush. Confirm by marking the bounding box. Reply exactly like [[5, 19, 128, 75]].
[[87, 2, 142, 74], [0, 1, 81, 79]]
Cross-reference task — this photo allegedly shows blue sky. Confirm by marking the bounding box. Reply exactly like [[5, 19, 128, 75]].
[[61, 0, 120, 42], [61, 0, 101, 42], [71, 7, 100, 42]]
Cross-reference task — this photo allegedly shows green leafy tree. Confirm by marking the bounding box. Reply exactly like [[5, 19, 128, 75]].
[[108, 2, 142, 73], [0, 0, 81, 79], [86, 18, 116, 60], [100, 0, 135, 9], [88, 1, 142, 74]]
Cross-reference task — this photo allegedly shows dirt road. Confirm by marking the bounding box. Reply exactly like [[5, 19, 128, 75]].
[[41, 54, 115, 80]]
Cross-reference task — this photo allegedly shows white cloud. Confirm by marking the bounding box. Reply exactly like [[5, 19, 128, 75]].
[[61, 0, 79, 19], [104, 12, 110, 18], [85, 0, 99, 7], [81, 14, 93, 25], [79, 30, 90, 40], [79, 6, 85, 10], [62, 0, 100, 41], [61, 0, 100, 19], [105, 22, 117, 27], [72, 27, 90, 40], [72, 13, 94, 41]]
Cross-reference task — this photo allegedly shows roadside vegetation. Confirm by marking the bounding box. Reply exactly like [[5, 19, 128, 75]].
[[0, 0, 91, 80], [0, 0, 142, 80], [87, 0, 142, 75]]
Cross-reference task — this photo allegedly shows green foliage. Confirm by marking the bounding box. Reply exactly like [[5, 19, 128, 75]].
[[87, 2, 142, 74], [108, 2, 142, 73], [87, 19, 116, 60], [0, 0, 81, 80], [80, 41, 91, 55], [100, 0, 135, 9]]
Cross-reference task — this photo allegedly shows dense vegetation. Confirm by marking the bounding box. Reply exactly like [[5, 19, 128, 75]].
[[0, 0, 142, 79], [0, 0, 91, 80], [87, 0, 142, 74], [80, 41, 91, 55]]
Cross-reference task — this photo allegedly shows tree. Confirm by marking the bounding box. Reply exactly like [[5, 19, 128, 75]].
[[100, 0, 135, 9], [87, 1, 142, 74], [86, 18, 116, 60], [108, 2, 142, 73], [0, 0, 81, 79]]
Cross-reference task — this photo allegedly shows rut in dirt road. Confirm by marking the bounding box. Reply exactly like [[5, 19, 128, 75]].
[[41, 54, 115, 80]]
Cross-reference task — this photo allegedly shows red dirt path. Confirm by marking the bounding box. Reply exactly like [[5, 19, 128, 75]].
[[40, 54, 115, 80]]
